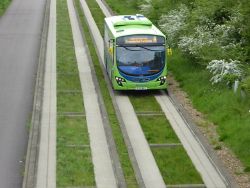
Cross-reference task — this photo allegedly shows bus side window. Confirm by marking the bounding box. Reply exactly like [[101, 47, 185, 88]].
[[104, 24, 114, 64], [104, 24, 109, 48]]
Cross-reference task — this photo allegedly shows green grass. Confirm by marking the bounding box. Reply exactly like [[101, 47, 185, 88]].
[[104, 0, 187, 23], [57, 147, 94, 186], [152, 147, 203, 185], [138, 116, 179, 144], [75, 0, 138, 187], [57, 74, 81, 90], [57, 117, 89, 144], [57, 92, 84, 113], [56, 0, 95, 186], [128, 93, 162, 112], [169, 50, 250, 170], [105, 0, 137, 15], [0, 0, 11, 16], [83, 0, 203, 184]]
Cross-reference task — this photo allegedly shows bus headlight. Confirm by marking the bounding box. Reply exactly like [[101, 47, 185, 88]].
[[115, 76, 126, 86], [156, 76, 167, 85]]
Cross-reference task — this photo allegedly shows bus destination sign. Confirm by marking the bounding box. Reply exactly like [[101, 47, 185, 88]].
[[125, 36, 157, 44], [117, 35, 165, 45]]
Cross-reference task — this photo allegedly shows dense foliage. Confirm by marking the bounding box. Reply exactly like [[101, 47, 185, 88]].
[[137, 0, 250, 93]]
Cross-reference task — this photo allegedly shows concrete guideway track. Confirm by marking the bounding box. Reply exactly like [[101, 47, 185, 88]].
[[67, 0, 117, 187], [79, 0, 166, 187], [35, 0, 56, 186], [0, 0, 47, 187], [156, 93, 227, 188], [89, 0, 236, 187]]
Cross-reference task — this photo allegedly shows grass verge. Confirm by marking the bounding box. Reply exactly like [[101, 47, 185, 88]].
[[84, 0, 203, 184], [75, 0, 138, 186], [57, 0, 95, 186], [0, 0, 11, 16], [105, 0, 137, 15], [169, 50, 250, 171]]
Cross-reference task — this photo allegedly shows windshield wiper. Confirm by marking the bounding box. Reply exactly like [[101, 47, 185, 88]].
[[147, 69, 159, 72], [118, 45, 164, 52], [118, 45, 141, 51], [135, 45, 163, 51]]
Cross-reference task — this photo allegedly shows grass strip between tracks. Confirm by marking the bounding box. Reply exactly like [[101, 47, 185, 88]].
[[0, 0, 11, 16], [75, 0, 138, 187], [85, 0, 203, 184], [57, 0, 95, 186]]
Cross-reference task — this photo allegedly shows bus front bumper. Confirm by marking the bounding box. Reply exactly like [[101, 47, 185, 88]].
[[112, 79, 167, 90]]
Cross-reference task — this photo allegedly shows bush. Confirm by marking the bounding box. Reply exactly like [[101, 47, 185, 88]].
[[206, 59, 242, 87], [138, 0, 249, 87], [139, 0, 152, 16], [241, 76, 250, 97], [158, 4, 189, 47], [179, 11, 243, 63]]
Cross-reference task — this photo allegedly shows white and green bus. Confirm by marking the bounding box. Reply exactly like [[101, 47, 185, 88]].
[[104, 15, 167, 90]]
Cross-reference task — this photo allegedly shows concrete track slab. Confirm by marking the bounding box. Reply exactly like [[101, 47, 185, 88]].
[[36, 0, 56, 187], [67, 0, 117, 187], [156, 93, 227, 188]]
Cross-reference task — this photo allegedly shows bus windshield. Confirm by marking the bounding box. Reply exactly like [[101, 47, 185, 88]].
[[116, 45, 165, 76]]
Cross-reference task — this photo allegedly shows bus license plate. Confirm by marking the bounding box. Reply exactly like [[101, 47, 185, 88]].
[[135, 87, 148, 90]]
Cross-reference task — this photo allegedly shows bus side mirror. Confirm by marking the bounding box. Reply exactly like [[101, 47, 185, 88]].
[[108, 47, 113, 54], [167, 48, 173, 56]]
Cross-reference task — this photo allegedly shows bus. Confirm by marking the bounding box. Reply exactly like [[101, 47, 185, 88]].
[[104, 15, 167, 90]]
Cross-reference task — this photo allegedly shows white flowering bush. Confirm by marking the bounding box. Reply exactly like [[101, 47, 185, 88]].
[[213, 12, 243, 46], [143, 0, 248, 92], [178, 19, 244, 62], [139, 0, 152, 16], [206, 59, 242, 86], [213, 24, 234, 45], [178, 25, 216, 57], [158, 4, 189, 45], [161, 6, 244, 64]]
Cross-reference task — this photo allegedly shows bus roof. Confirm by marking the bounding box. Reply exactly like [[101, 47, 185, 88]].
[[104, 15, 165, 38]]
